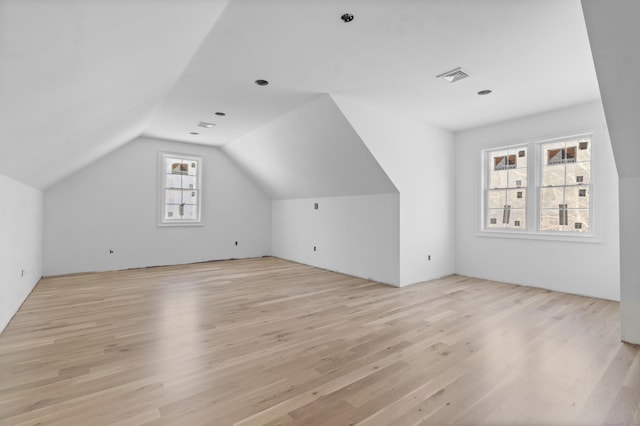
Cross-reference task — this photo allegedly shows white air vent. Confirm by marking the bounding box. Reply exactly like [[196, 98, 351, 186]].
[[436, 67, 470, 83], [198, 121, 215, 128]]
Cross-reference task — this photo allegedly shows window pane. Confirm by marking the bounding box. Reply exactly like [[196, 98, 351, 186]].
[[489, 169, 508, 189], [488, 148, 527, 189], [507, 189, 525, 209], [487, 189, 507, 209], [183, 190, 198, 205], [487, 209, 505, 228], [164, 204, 180, 221], [510, 167, 527, 189], [181, 204, 198, 220], [565, 161, 590, 185], [542, 164, 566, 187], [165, 158, 186, 174], [540, 186, 564, 209], [165, 174, 197, 190], [165, 189, 183, 205], [568, 209, 590, 232], [180, 175, 197, 189], [576, 140, 591, 162], [542, 141, 569, 187], [187, 161, 198, 176], [571, 186, 590, 209], [486, 206, 524, 229], [165, 174, 182, 189], [540, 208, 563, 231], [508, 208, 526, 229], [540, 208, 590, 232]]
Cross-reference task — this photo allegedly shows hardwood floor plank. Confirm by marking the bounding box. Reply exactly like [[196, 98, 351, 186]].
[[0, 257, 637, 425]]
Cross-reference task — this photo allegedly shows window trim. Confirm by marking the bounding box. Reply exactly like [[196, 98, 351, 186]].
[[483, 143, 529, 232], [158, 151, 204, 227], [479, 130, 600, 243]]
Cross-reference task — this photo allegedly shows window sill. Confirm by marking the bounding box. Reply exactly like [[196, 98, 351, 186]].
[[477, 229, 601, 244], [158, 222, 204, 228]]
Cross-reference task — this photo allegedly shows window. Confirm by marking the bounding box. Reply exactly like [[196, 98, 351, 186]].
[[486, 147, 527, 230], [483, 134, 593, 236], [159, 153, 202, 225], [540, 138, 591, 232]]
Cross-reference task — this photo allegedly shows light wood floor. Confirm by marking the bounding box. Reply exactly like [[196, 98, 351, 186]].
[[1, 257, 639, 426]]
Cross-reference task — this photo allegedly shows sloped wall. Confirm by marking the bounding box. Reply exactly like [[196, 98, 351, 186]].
[[223, 94, 397, 199], [0, 174, 42, 333], [44, 136, 271, 276], [583, 0, 640, 341], [0, 1, 229, 189], [224, 94, 401, 284], [333, 95, 456, 286]]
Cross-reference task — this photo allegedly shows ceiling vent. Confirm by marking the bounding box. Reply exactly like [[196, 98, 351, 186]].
[[436, 67, 470, 83]]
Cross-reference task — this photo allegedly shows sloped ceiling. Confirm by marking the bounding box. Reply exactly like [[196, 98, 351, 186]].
[[0, 0, 228, 189], [145, 0, 599, 147], [1, 0, 600, 190], [582, 0, 640, 178], [223, 94, 397, 199]]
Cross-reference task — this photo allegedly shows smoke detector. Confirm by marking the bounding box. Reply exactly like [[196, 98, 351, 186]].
[[436, 67, 470, 83]]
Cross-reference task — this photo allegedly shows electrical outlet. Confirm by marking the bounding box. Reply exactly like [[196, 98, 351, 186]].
[[428, 255, 431, 261], [235, 241, 238, 246], [313, 246, 316, 252]]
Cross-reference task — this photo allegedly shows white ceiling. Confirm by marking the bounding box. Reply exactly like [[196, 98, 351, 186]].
[[146, 0, 600, 145], [0, 0, 228, 188], [0, 0, 601, 189]]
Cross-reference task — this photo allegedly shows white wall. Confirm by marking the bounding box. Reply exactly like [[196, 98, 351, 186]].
[[333, 95, 456, 286], [272, 194, 400, 285], [224, 94, 397, 199], [583, 0, 640, 343], [44, 136, 271, 276], [455, 101, 619, 301], [0, 174, 43, 333], [619, 176, 640, 343]]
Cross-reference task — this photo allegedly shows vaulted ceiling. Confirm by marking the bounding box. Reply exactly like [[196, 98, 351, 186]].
[[0, 0, 601, 189]]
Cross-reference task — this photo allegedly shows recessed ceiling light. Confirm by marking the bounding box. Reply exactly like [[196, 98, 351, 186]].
[[477, 89, 492, 95], [198, 121, 215, 128], [215, 112, 226, 116], [190, 132, 199, 135], [255, 79, 269, 86], [341, 13, 354, 23]]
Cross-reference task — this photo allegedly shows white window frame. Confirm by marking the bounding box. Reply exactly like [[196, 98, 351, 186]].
[[158, 152, 203, 227], [480, 131, 598, 242], [483, 144, 529, 232]]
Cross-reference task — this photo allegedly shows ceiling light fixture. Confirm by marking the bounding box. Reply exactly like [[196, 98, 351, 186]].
[[198, 121, 215, 128], [477, 89, 492, 95], [215, 112, 226, 116], [436, 67, 470, 83], [255, 79, 269, 86], [341, 13, 354, 22]]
